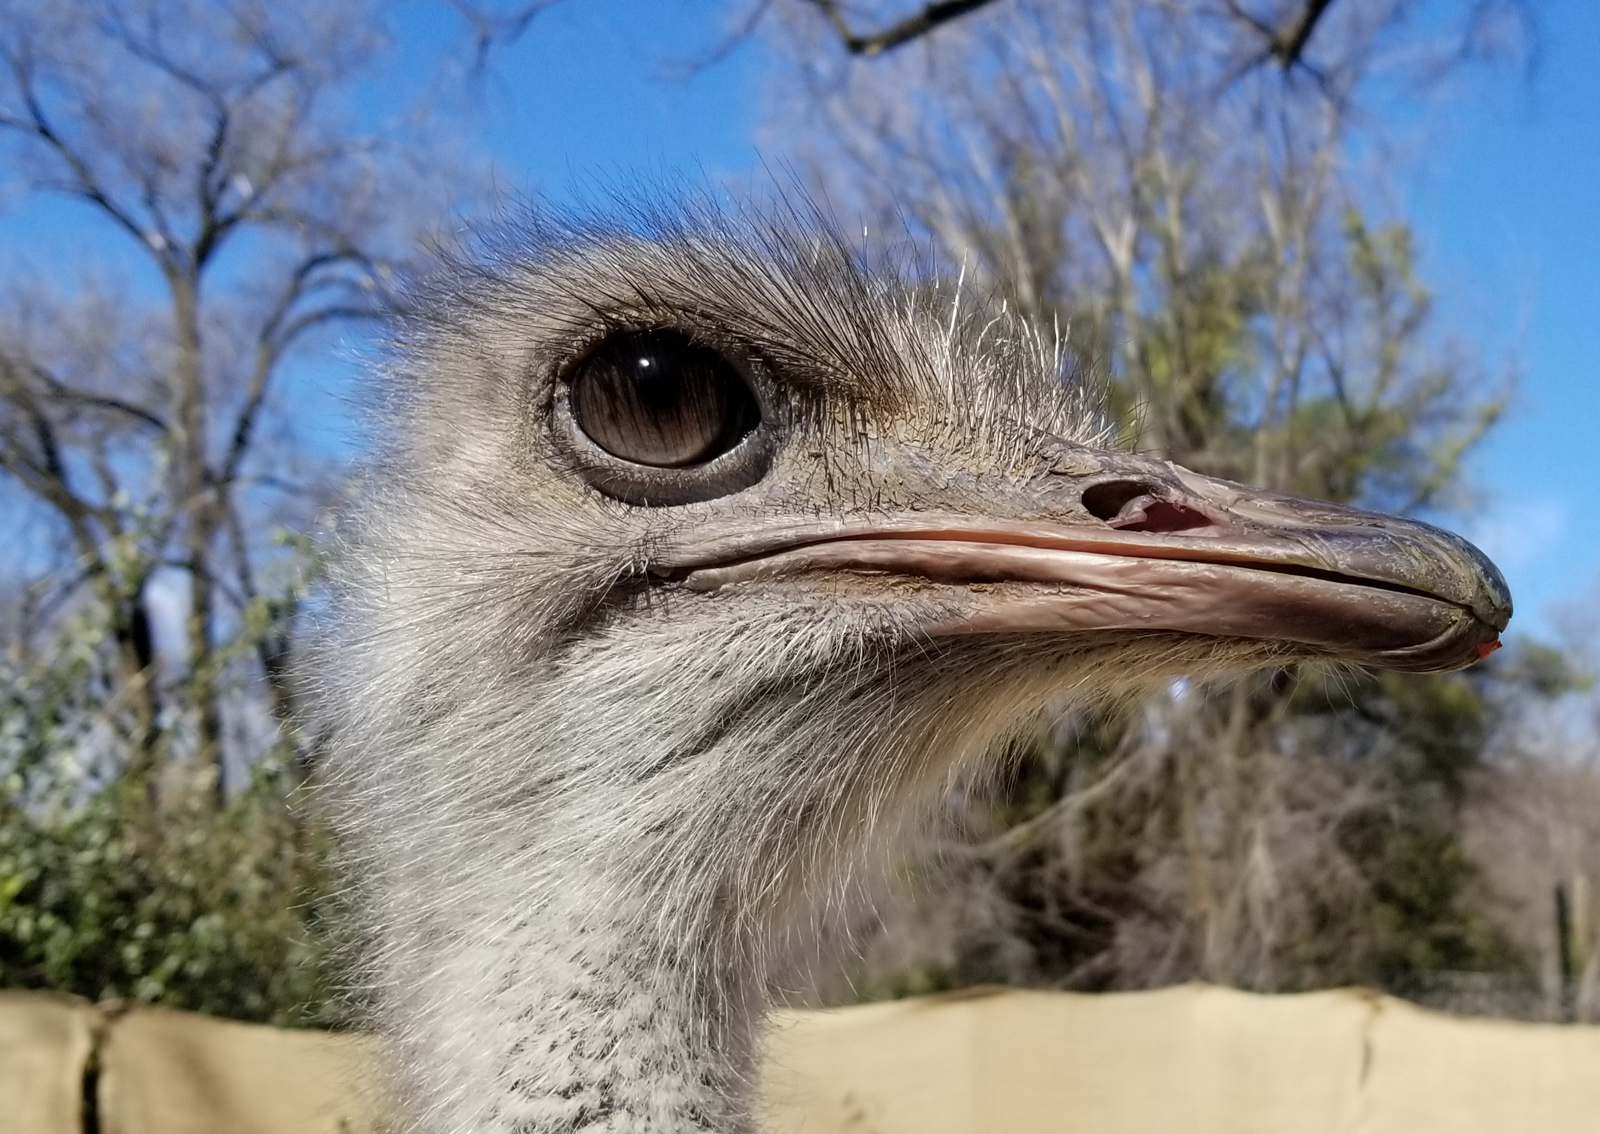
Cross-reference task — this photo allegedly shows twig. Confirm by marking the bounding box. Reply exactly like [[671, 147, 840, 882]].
[[1224, 0, 1339, 71], [806, 0, 1000, 57]]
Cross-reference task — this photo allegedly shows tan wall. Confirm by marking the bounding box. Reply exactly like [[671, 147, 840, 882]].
[[6, 984, 1599, 1134], [0, 991, 94, 1134], [761, 985, 1600, 1133]]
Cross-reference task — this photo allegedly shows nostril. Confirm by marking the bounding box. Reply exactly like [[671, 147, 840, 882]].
[[1081, 480, 1158, 521], [1082, 479, 1218, 534]]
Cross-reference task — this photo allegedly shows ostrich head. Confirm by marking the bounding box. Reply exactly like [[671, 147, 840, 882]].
[[326, 204, 1509, 1134]]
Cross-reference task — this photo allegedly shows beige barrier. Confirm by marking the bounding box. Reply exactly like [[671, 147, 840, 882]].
[[1363, 995, 1600, 1134], [96, 1004, 385, 1134], [5, 984, 1599, 1134], [0, 992, 95, 1134], [761, 985, 1600, 1133], [762, 985, 1374, 1133]]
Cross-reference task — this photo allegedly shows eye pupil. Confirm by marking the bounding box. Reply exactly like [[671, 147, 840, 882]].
[[568, 330, 759, 468]]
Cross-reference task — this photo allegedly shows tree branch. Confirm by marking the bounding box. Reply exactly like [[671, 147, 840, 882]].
[[1274, 0, 1338, 68], [805, 0, 1001, 57], [441, 0, 568, 73], [1224, 0, 1340, 71], [223, 299, 387, 487], [216, 250, 383, 488], [0, 50, 152, 250], [0, 357, 116, 565], [27, 360, 169, 433]]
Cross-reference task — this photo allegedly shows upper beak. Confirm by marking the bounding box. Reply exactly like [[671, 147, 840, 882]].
[[661, 451, 1511, 674]]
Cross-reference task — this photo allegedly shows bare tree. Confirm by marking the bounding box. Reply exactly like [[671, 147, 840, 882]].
[[0, 0, 443, 805], [0, 0, 478, 1018]]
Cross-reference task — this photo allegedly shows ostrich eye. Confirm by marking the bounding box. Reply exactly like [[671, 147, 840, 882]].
[[568, 330, 761, 467]]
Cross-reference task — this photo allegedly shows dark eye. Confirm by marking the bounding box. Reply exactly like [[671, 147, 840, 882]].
[[567, 330, 761, 467]]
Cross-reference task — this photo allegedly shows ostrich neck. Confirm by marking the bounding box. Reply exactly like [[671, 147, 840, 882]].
[[398, 816, 772, 1134], [371, 627, 1033, 1134]]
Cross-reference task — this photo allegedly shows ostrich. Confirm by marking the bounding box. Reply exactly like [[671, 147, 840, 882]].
[[323, 204, 1510, 1134]]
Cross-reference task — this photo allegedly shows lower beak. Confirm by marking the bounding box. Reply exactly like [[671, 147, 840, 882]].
[[663, 462, 1511, 675]]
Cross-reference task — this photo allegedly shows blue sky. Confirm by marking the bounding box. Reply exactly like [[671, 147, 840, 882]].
[[388, 0, 1598, 640], [1404, 0, 1600, 639]]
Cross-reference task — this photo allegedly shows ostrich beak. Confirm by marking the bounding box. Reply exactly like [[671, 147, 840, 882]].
[[666, 454, 1511, 674]]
